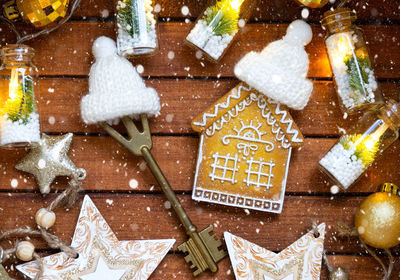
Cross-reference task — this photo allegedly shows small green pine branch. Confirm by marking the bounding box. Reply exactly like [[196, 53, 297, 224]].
[[340, 133, 380, 166], [204, 0, 240, 36], [5, 76, 36, 124], [344, 55, 372, 101], [117, 0, 140, 37]]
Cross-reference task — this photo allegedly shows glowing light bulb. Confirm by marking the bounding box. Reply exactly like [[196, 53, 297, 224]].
[[230, 0, 245, 11], [9, 68, 20, 100], [363, 123, 389, 150], [336, 35, 352, 59]]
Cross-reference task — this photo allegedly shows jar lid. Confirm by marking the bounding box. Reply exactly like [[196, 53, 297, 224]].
[[1, 44, 35, 57], [321, 8, 357, 33], [379, 182, 400, 197]]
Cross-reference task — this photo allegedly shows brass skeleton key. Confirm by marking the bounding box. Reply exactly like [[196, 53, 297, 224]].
[[100, 115, 226, 276]]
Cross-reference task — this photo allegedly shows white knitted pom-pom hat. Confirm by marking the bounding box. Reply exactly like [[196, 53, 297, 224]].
[[81, 36, 160, 124], [234, 20, 313, 110]]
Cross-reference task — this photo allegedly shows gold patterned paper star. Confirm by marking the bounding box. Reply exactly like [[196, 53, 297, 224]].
[[17, 195, 175, 279], [15, 133, 83, 194], [224, 224, 325, 280]]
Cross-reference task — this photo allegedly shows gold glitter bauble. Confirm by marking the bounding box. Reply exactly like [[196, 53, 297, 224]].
[[294, 0, 328, 8], [355, 191, 400, 249], [3, 0, 69, 28]]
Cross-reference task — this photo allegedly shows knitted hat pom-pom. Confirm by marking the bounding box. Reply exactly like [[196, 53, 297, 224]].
[[284, 20, 313, 46], [92, 36, 118, 59]]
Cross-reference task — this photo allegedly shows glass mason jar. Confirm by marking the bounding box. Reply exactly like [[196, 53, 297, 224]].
[[319, 100, 400, 190], [321, 8, 383, 114], [116, 0, 158, 57], [294, 0, 328, 8], [185, 0, 259, 63], [0, 45, 40, 147]]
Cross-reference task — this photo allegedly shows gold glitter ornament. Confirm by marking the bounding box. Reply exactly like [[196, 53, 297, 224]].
[[354, 184, 400, 249], [294, 0, 328, 8], [0, 247, 11, 280], [329, 267, 349, 280], [3, 0, 69, 28], [15, 133, 86, 194]]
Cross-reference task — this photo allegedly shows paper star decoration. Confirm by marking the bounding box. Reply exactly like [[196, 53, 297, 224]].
[[17, 195, 175, 279], [80, 256, 125, 280], [224, 223, 325, 280], [15, 133, 85, 194]]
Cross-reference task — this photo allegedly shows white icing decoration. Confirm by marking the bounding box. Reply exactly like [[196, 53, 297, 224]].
[[243, 158, 275, 190], [222, 120, 274, 156], [257, 96, 291, 149], [194, 85, 301, 150], [193, 85, 248, 127], [267, 98, 303, 144], [209, 153, 239, 184]]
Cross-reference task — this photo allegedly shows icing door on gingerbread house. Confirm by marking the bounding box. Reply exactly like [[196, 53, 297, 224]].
[[191, 83, 304, 213]]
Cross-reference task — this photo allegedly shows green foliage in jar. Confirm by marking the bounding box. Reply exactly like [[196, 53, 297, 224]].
[[340, 133, 380, 166], [117, 0, 154, 37], [344, 55, 372, 101], [2, 76, 36, 124], [204, 0, 240, 36]]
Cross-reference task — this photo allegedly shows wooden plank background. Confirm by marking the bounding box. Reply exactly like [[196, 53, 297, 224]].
[[1, 0, 400, 279]]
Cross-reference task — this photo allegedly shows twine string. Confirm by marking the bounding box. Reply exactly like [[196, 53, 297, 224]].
[[359, 239, 390, 279], [323, 251, 334, 273], [336, 222, 394, 280], [384, 249, 394, 280], [48, 176, 83, 212], [0, 177, 83, 278]]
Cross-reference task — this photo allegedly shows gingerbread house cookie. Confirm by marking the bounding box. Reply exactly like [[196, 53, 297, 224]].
[[191, 83, 304, 213]]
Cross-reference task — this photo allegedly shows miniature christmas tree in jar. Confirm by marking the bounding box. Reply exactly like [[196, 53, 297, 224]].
[[319, 100, 400, 190], [186, 0, 258, 62], [116, 0, 158, 57], [0, 45, 40, 147], [321, 8, 383, 114]]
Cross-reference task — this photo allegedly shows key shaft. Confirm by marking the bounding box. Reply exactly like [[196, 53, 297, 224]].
[[141, 146, 218, 273]]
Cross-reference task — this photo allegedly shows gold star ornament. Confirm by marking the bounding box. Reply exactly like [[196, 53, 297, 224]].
[[15, 133, 86, 194], [225, 223, 325, 280], [17, 195, 175, 279]]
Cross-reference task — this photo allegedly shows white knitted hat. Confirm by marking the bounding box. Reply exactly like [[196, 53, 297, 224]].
[[81, 36, 160, 124], [234, 20, 313, 110]]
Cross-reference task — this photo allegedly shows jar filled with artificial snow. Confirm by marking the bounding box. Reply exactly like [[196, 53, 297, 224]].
[[0, 45, 40, 148], [319, 99, 400, 190], [321, 8, 383, 114], [116, 0, 158, 57], [185, 0, 259, 63]]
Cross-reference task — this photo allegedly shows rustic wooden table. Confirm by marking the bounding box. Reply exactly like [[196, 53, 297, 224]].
[[1, 0, 400, 279]]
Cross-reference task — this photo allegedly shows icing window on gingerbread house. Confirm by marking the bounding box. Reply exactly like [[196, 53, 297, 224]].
[[244, 158, 275, 190], [209, 153, 239, 184], [222, 121, 274, 156]]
